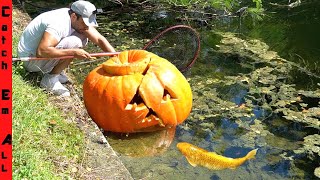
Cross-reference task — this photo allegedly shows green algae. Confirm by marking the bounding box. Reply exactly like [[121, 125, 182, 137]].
[[187, 32, 320, 177]]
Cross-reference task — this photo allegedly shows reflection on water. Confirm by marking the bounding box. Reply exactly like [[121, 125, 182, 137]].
[[105, 128, 176, 157]]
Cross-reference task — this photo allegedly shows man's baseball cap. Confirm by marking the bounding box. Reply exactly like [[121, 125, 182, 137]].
[[71, 0, 98, 27]]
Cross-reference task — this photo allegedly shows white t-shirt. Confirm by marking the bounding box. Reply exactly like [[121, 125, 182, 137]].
[[18, 8, 75, 57]]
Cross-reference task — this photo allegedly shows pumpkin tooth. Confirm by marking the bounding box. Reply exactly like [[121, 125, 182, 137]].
[[164, 94, 171, 101], [125, 103, 148, 111], [158, 118, 165, 127], [125, 104, 132, 110], [132, 103, 137, 110]]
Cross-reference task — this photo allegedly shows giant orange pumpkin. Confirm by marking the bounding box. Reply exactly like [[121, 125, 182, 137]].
[[83, 50, 192, 133]]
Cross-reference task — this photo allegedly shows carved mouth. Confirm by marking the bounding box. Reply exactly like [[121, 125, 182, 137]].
[[124, 63, 179, 130]]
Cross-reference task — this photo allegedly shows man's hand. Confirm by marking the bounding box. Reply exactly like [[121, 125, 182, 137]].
[[73, 49, 92, 59]]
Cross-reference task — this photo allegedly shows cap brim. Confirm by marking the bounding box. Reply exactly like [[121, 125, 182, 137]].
[[82, 15, 98, 27]]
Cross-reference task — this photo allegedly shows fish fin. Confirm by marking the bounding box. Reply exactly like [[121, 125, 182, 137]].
[[186, 157, 197, 167], [245, 148, 258, 160]]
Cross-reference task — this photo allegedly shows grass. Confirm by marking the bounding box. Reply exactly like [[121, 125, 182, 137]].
[[12, 6, 85, 179], [12, 75, 84, 179]]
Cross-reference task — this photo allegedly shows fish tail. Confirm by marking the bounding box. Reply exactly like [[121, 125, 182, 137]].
[[245, 148, 258, 160]]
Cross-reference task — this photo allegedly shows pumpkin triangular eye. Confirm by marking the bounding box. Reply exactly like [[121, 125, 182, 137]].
[[127, 88, 158, 118], [163, 88, 178, 99], [129, 90, 144, 105], [163, 89, 178, 100], [163, 89, 170, 99]]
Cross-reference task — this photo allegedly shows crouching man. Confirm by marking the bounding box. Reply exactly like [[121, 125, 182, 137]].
[[18, 0, 115, 96]]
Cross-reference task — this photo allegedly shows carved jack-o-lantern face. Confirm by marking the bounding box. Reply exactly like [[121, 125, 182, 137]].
[[83, 50, 192, 133]]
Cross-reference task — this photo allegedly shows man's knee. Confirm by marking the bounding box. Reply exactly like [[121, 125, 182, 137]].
[[56, 36, 88, 49]]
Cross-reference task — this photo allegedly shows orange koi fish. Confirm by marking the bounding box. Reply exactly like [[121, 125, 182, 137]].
[[177, 142, 257, 170]]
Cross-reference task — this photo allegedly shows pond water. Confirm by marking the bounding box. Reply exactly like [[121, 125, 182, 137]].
[[93, 2, 319, 180], [225, 0, 320, 90], [21, 1, 320, 179]]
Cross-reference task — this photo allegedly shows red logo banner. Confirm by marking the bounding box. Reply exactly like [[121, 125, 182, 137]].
[[0, 0, 12, 179]]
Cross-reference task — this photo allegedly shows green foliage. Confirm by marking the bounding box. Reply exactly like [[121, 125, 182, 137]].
[[161, 0, 195, 6], [247, 0, 264, 21], [252, 0, 263, 9], [12, 73, 85, 179], [162, 0, 193, 7], [208, 0, 240, 11], [12, 62, 26, 76], [160, 0, 264, 21]]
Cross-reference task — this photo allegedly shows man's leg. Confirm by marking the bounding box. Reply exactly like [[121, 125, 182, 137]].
[[40, 33, 88, 96], [50, 32, 88, 75], [22, 32, 88, 74]]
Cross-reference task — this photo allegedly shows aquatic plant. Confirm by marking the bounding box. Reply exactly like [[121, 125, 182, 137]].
[[186, 32, 319, 177]]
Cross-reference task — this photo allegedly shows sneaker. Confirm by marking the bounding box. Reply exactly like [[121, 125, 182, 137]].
[[59, 71, 69, 84], [40, 73, 70, 96]]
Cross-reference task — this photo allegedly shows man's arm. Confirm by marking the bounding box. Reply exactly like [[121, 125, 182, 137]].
[[36, 31, 92, 59], [84, 26, 116, 53]]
